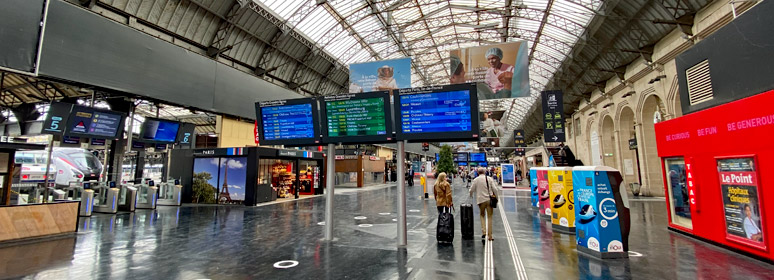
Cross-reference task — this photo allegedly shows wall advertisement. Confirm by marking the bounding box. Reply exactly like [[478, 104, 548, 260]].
[[450, 41, 530, 100], [349, 58, 412, 93], [502, 164, 515, 187], [717, 157, 766, 249]]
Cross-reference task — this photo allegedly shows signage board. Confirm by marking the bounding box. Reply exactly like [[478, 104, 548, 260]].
[[132, 140, 145, 149], [394, 83, 479, 142], [177, 123, 196, 147], [90, 138, 105, 146], [502, 164, 515, 187], [64, 105, 126, 140], [321, 91, 393, 144], [541, 90, 565, 142], [139, 117, 181, 144], [256, 98, 321, 146], [42, 102, 73, 135], [628, 138, 637, 150], [469, 152, 486, 162], [278, 149, 313, 158], [62, 136, 80, 145], [453, 152, 468, 162], [514, 129, 526, 147], [515, 148, 526, 156], [348, 58, 411, 93]]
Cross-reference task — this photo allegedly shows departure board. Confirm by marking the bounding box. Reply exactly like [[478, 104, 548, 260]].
[[261, 104, 315, 140], [321, 92, 393, 144], [470, 152, 486, 162], [326, 98, 386, 136], [394, 83, 479, 142], [256, 98, 321, 146], [453, 153, 469, 162], [64, 105, 125, 139]]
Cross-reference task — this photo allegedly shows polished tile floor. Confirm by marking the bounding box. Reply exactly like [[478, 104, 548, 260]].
[[2, 178, 774, 279]]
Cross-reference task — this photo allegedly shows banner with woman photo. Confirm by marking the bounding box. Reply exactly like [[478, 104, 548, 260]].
[[449, 41, 530, 100]]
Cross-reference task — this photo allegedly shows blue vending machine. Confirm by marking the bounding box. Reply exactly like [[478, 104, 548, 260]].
[[572, 166, 630, 259], [529, 168, 539, 208]]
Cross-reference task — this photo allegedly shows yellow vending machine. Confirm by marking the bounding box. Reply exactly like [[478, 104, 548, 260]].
[[548, 167, 575, 234]]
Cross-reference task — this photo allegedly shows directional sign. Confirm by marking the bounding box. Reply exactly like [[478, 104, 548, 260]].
[[541, 90, 565, 142], [514, 129, 526, 147]]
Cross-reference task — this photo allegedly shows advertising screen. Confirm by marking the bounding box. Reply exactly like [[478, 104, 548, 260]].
[[453, 153, 468, 162], [450, 41, 530, 99], [502, 164, 515, 186], [470, 152, 486, 162], [64, 105, 126, 139], [256, 98, 321, 146], [139, 118, 180, 143], [321, 91, 393, 144], [394, 83, 479, 142], [717, 157, 765, 248], [349, 58, 411, 93]]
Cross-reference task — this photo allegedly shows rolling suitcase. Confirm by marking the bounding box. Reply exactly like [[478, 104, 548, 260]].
[[437, 208, 454, 243], [460, 203, 474, 240]]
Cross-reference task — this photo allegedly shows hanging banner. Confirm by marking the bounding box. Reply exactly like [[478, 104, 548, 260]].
[[717, 157, 766, 248], [450, 41, 530, 100], [348, 58, 412, 93], [514, 129, 526, 147], [542, 90, 565, 142]]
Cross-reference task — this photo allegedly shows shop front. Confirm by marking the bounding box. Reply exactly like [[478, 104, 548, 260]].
[[334, 155, 386, 188]]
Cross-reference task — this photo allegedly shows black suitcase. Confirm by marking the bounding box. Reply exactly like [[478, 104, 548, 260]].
[[437, 210, 454, 243], [460, 203, 474, 240]]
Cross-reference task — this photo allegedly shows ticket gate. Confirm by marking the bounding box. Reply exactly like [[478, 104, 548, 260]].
[[572, 166, 630, 259], [135, 180, 158, 209], [62, 181, 93, 217], [93, 181, 119, 214], [118, 183, 138, 212], [157, 179, 182, 206]]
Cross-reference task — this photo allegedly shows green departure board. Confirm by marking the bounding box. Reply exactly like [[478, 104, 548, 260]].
[[326, 97, 388, 137]]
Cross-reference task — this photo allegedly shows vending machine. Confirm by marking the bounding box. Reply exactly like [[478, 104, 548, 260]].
[[572, 166, 630, 259], [549, 167, 575, 234]]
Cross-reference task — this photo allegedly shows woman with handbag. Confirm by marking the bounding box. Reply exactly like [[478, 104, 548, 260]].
[[469, 167, 500, 241], [434, 172, 453, 213]]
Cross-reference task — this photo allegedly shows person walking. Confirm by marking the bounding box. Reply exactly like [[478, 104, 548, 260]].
[[469, 167, 500, 241], [434, 172, 453, 214]]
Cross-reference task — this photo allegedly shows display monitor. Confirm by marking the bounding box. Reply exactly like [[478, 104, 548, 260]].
[[64, 105, 126, 139], [255, 98, 321, 146], [321, 91, 393, 144], [139, 118, 181, 143], [394, 83, 479, 142], [453, 153, 469, 162], [458, 162, 468, 166], [470, 152, 487, 162]]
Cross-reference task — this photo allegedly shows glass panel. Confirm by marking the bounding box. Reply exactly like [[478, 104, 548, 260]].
[[664, 157, 692, 229]]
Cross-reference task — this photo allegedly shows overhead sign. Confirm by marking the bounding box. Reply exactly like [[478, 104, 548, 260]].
[[90, 138, 105, 146], [542, 90, 565, 142], [64, 105, 126, 140], [515, 148, 526, 156], [394, 83, 480, 142], [321, 92, 393, 144], [514, 129, 526, 147], [177, 123, 196, 147], [255, 98, 321, 146], [628, 138, 637, 150], [42, 102, 73, 135], [349, 58, 412, 93]]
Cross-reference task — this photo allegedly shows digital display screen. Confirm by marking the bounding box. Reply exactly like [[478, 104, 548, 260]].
[[399, 90, 472, 133], [458, 162, 468, 166], [261, 103, 315, 140], [140, 119, 180, 143], [394, 83, 479, 142], [326, 98, 386, 137], [65, 106, 124, 139], [321, 92, 392, 144], [256, 98, 321, 146], [453, 153, 468, 162], [470, 153, 486, 162]]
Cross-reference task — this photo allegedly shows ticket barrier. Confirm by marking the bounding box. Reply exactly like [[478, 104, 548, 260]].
[[548, 167, 575, 234], [572, 166, 630, 259], [117, 182, 138, 212], [62, 182, 93, 216], [92, 181, 119, 214], [135, 180, 158, 209], [157, 179, 182, 206]]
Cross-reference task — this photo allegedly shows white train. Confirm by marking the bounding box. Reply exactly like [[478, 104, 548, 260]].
[[14, 148, 103, 187]]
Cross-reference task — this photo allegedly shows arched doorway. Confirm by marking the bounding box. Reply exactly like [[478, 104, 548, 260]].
[[640, 95, 666, 196], [618, 107, 641, 193], [588, 120, 602, 166], [600, 115, 617, 168]]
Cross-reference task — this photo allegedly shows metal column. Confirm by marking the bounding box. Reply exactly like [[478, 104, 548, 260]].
[[397, 141, 407, 247], [324, 143, 336, 241]]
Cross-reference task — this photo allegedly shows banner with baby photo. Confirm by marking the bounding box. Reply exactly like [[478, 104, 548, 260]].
[[450, 41, 530, 100], [348, 58, 412, 93]]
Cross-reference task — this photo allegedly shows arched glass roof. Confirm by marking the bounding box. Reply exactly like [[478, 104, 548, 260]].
[[255, 0, 602, 130]]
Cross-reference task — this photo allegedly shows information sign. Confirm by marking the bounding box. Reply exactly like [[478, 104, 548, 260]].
[[321, 91, 392, 144], [470, 152, 486, 162], [394, 83, 479, 142], [255, 98, 321, 146], [64, 105, 126, 139], [453, 153, 468, 162], [542, 90, 565, 142], [42, 102, 73, 135]]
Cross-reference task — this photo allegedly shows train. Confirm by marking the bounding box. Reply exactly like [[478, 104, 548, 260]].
[[14, 148, 103, 187]]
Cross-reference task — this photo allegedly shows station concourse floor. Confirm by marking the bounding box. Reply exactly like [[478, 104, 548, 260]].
[[3, 179, 774, 279]]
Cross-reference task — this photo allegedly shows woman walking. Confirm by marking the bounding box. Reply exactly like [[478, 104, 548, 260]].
[[469, 167, 500, 241], [434, 172, 453, 213]]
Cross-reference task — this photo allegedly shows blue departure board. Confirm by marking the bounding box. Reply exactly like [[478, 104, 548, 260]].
[[261, 103, 315, 140], [470, 152, 486, 162], [399, 90, 472, 133]]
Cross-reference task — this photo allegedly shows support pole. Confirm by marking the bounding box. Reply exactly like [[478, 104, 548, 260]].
[[43, 134, 55, 202], [397, 141, 407, 247], [324, 143, 336, 241]]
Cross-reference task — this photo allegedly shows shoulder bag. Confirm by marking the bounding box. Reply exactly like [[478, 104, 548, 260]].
[[485, 175, 498, 208]]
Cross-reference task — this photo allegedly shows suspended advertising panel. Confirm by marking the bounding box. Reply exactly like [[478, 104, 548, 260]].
[[450, 41, 530, 100], [348, 58, 412, 93]]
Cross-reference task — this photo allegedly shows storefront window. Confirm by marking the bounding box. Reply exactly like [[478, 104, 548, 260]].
[[299, 160, 318, 195], [664, 157, 692, 229]]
